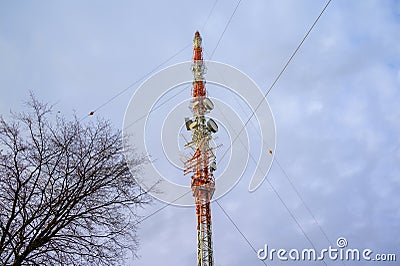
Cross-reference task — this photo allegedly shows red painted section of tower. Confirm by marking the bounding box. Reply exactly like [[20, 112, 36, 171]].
[[184, 31, 216, 266], [192, 31, 206, 98]]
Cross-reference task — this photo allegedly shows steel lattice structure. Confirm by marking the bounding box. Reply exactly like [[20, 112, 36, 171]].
[[184, 31, 218, 266]]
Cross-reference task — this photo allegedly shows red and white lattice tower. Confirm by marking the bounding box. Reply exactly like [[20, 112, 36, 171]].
[[183, 31, 218, 266]]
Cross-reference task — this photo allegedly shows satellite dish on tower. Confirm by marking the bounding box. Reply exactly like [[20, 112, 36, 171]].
[[185, 118, 198, 131], [192, 100, 199, 109], [203, 97, 214, 111], [207, 118, 218, 133]]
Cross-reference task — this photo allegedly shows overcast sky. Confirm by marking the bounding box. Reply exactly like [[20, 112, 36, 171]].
[[1, 0, 400, 265]]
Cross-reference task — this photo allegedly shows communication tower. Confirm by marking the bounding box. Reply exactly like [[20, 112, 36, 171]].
[[183, 31, 218, 266]]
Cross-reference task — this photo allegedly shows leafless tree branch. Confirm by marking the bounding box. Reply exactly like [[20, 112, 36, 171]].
[[0, 95, 151, 265]]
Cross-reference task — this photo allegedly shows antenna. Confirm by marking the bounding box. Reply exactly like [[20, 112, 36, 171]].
[[183, 31, 217, 266]]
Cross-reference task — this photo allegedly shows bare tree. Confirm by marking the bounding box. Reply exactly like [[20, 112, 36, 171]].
[[0, 96, 150, 265]]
